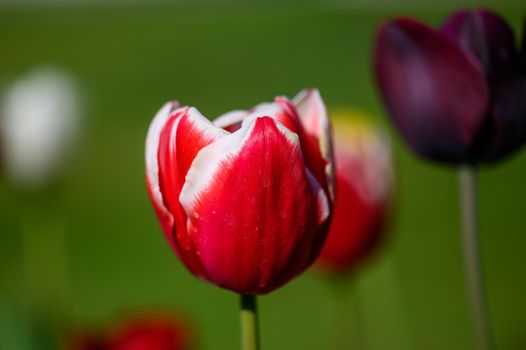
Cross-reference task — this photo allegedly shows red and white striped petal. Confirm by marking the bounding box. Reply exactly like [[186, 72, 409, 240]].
[[293, 89, 328, 138], [179, 117, 329, 294], [213, 110, 248, 132], [213, 93, 334, 202], [156, 107, 228, 276], [238, 97, 330, 194], [293, 89, 335, 200], [145, 101, 180, 236], [236, 102, 297, 134], [158, 107, 229, 213], [213, 101, 303, 133]]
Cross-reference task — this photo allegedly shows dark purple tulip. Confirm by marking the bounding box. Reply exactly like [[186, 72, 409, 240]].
[[374, 9, 526, 164]]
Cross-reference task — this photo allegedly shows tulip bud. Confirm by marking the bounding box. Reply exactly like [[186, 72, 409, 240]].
[[317, 111, 393, 275], [0, 66, 81, 188], [145, 89, 334, 294], [374, 9, 526, 164]]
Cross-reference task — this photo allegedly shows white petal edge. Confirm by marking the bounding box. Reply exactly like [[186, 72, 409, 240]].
[[145, 101, 180, 212], [146, 103, 229, 217], [238, 102, 289, 129], [213, 110, 249, 129], [293, 88, 335, 201], [245, 102, 282, 124], [213, 100, 292, 130], [183, 106, 231, 141], [306, 168, 330, 225]]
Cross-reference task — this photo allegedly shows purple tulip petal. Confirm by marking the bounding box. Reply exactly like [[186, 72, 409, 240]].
[[479, 15, 526, 161], [481, 74, 526, 162], [374, 18, 489, 163], [520, 18, 526, 72], [442, 9, 518, 81]]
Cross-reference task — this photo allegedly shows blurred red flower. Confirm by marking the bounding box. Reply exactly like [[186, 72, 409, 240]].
[[107, 315, 192, 350], [317, 112, 393, 275], [66, 314, 192, 350]]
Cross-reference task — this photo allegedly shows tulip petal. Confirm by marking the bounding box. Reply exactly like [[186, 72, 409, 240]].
[[213, 110, 248, 132], [485, 18, 526, 160], [441, 11, 526, 162], [145, 101, 180, 237], [216, 96, 334, 201], [483, 75, 526, 161], [215, 101, 306, 136], [157, 106, 228, 276], [442, 9, 518, 81], [374, 18, 489, 163], [520, 19, 526, 71], [242, 101, 304, 135], [237, 98, 332, 198], [179, 117, 329, 294], [293, 88, 335, 200]]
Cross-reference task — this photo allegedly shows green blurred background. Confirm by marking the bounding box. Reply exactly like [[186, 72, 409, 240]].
[[0, 1, 525, 349]]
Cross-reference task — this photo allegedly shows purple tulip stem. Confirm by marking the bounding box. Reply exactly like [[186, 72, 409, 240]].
[[240, 295, 260, 350], [459, 166, 495, 350]]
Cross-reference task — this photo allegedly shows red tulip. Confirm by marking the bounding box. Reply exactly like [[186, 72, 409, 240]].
[[145, 89, 334, 294], [374, 9, 526, 164], [317, 113, 393, 274], [107, 315, 192, 350]]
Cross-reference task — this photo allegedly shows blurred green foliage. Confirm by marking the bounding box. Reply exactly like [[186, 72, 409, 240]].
[[0, 2, 525, 350]]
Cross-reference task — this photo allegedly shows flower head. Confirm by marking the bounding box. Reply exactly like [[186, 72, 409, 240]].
[[374, 9, 526, 164], [0, 66, 81, 188], [145, 89, 334, 294]]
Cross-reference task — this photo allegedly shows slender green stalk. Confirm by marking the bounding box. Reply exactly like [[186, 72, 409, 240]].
[[240, 295, 260, 350], [18, 194, 70, 350], [330, 277, 366, 350], [458, 166, 494, 350], [20, 197, 70, 311]]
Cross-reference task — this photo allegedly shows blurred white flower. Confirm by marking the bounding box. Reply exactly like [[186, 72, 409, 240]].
[[1, 67, 81, 189]]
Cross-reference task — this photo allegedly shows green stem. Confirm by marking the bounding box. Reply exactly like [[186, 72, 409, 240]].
[[20, 199, 69, 312], [240, 295, 260, 350], [330, 277, 366, 350], [458, 166, 495, 350]]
